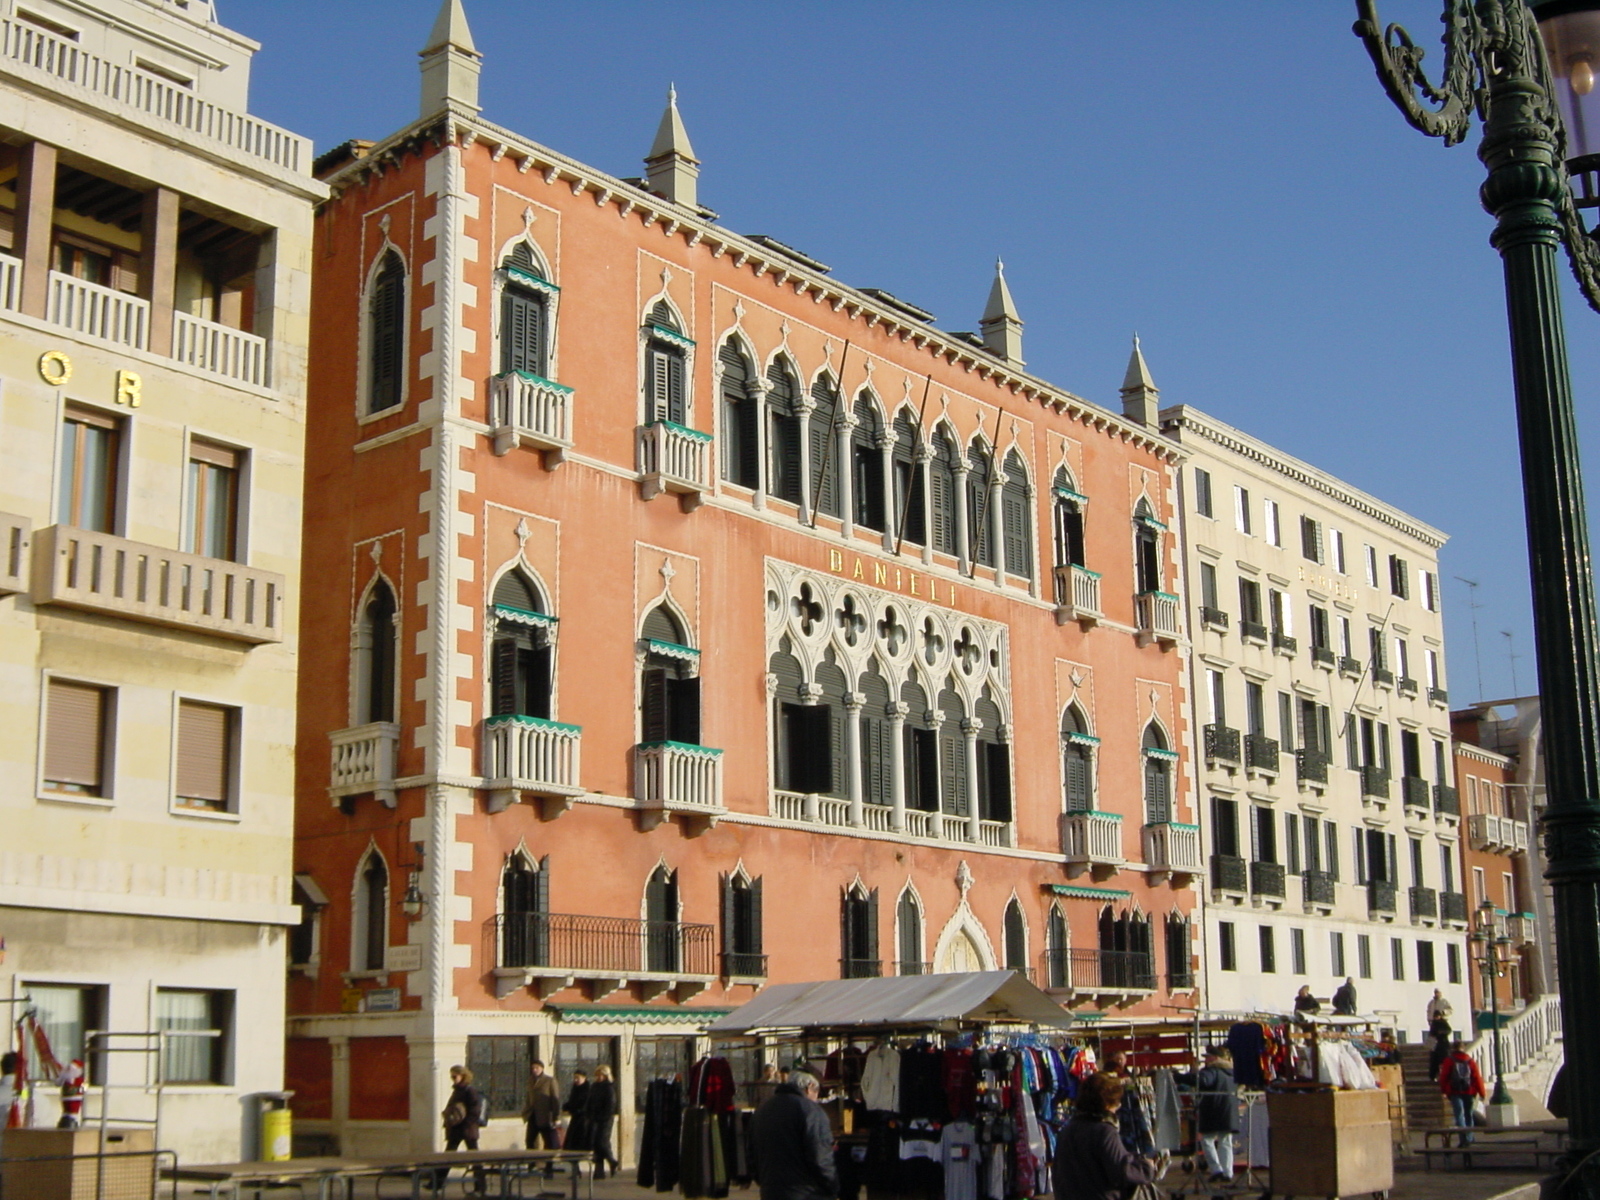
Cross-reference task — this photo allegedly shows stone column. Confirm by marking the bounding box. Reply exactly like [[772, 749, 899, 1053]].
[[963, 717, 982, 843], [877, 432, 896, 551], [797, 398, 816, 523], [917, 445, 934, 565], [15, 141, 56, 319], [953, 463, 971, 574], [845, 691, 864, 827], [750, 378, 768, 510], [990, 469, 1008, 584], [839, 413, 858, 538], [140, 186, 180, 356], [328, 1034, 351, 1151], [888, 701, 908, 833]]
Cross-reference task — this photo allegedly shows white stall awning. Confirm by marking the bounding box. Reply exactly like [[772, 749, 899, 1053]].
[[706, 970, 1072, 1034]]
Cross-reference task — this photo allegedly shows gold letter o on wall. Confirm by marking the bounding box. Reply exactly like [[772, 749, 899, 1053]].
[[38, 350, 71, 386]]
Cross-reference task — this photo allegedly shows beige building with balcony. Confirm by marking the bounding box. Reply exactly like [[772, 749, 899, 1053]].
[[1161, 405, 1470, 1033], [0, 0, 321, 1162]]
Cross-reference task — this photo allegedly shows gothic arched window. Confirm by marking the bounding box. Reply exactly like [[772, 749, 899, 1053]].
[[640, 605, 700, 746], [367, 249, 405, 414], [851, 396, 885, 531], [1001, 449, 1032, 579], [358, 580, 397, 725], [490, 571, 552, 720], [719, 341, 760, 489], [500, 243, 550, 378]]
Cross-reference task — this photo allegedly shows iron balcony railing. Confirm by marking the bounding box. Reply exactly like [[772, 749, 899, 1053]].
[[494, 911, 715, 976], [1250, 861, 1287, 899], [1402, 775, 1431, 809], [1367, 879, 1398, 916], [1200, 605, 1230, 629], [1312, 645, 1337, 668], [1245, 734, 1279, 772], [721, 952, 768, 979], [841, 958, 882, 980], [1039, 948, 1156, 992], [1296, 749, 1330, 785], [1204, 724, 1241, 763], [1409, 885, 1438, 922], [1434, 783, 1460, 816], [1339, 655, 1363, 677], [1429, 686, 1450, 706], [1168, 970, 1196, 991], [1372, 666, 1395, 687], [1240, 619, 1269, 643], [1211, 853, 1248, 893], [897, 961, 932, 976], [1361, 765, 1391, 799], [1271, 631, 1298, 655], [1303, 869, 1335, 907], [1440, 891, 1469, 923], [1397, 676, 1420, 698]]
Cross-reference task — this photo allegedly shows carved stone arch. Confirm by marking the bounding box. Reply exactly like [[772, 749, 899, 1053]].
[[364, 236, 409, 289], [639, 592, 694, 649], [763, 348, 802, 394], [642, 290, 686, 334], [1062, 699, 1094, 737], [1000, 444, 1033, 494], [1001, 892, 1030, 972], [355, 567, 399, 623], [895, 881, 926, 972], [843, 871, 870, 899], [1142, 717, 1171, 750], [640, 856, 682, 922], [830, 586, 873, 665], [726, 857, 753, 887], [496, 232, 553, 282], [488, 556, 553, 616], [784, 572, 831, 650], [932, 900, 998, 974], [350, 839, 390, 974], [1053, 461, 1080, 495]]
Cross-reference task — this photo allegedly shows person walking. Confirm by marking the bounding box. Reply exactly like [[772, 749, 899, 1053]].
[[562, 1069, 592, 1154], [442, 1065, 484, 1151], [1426, 988, 1454, 1039], [1438, 1039, 1487, 1146], [1051, 1072, 1158, 1200], [1176, 1046, 1238, 1183], [1331, 977, 1358, 1015], [521, 1059, 562, 1151], [586, 1063, 620, 1180], [749, 1069, 837, 1200]]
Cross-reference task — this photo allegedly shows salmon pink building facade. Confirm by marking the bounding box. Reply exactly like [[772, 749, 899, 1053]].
[[287, 1, 1198, 1155]]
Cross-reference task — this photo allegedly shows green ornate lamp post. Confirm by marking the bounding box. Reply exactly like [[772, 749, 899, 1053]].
[[1354, 1, 1600, 1192]]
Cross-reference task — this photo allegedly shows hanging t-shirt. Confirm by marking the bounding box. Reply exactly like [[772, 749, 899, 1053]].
[[942, 1121, 979, 1200]]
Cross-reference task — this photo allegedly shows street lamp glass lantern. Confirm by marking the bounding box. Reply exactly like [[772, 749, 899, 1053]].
[[1535, 0, 1600, 162]]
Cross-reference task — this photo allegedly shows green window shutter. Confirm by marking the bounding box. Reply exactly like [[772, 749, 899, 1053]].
[[720, 875, 734, 959], [809, 386, 839, 517], [641, 668, 669, 743], [750, 876, 764, 956], [930, 448, 957, 555], [501, 286, 546, 376], [368, 251, 405, 414], [1002, 475, 1031, 579], [491, 638, 518, 717]]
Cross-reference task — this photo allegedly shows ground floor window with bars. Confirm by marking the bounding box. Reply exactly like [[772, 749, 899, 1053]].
[[635, 1037, 694, 1112], [157, 988, 230, 1084], [468, 1035, 537, 1118], [555, 1037, 617, 1101]]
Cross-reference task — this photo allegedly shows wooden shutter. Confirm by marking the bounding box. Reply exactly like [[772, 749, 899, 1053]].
[[641, 668, 669, 743], [1144, 757, 1170, 824], [1065, 744, 1090, 811], [176, 701, 232, 808], [749, 876, 764, 955], [44, 680, 105, 792], [368, 252, 404, 414], [491, 639, 518, 717], [809, 406, 838, 517], [866, 889, 881, 964], [967, 474, 992, 565], [500, 286, 545, 376], [839, 890, 852, 966], [668, 676, 700, 746], [1002, 476, 1031, 579], [667, 352, 686, 425], [720, 875, 735, 958]]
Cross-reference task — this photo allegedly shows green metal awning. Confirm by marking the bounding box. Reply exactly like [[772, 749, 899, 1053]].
[[547, 1004, 735, 1025], [1044, 884, 1132, 900]]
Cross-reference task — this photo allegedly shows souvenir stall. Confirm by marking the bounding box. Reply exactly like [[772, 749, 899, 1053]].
[[686, 971, 1078, 1200]]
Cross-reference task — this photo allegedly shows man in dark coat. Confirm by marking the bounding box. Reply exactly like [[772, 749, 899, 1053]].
[[1176, 1046, 1238, 1182], [749, 1070, 837, 1200], [1331, 977, 1358, 1015]]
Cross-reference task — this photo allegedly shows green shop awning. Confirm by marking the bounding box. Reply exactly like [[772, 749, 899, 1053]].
[[547, 1004, 735, 1026]]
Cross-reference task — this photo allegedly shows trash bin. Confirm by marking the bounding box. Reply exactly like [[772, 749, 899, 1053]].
[[258, 1091, 294, 1161]]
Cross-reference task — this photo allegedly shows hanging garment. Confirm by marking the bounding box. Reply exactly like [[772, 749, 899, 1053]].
[[636, 1077, 683, 1192], [860, 1043, 900, 1112], [1151, 1070, 1183, 1152], [1227, 1023, 1269, 1088], [984, 1140, 1007, 1200], [687, 1057, 737, 1114], [943, 1120, 980, 1200], [899, 1044, 947, 1121], [943, 1048, 976, 1121]]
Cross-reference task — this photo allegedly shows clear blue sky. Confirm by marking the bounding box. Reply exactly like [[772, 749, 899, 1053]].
[[225, 0, 1597, 707]]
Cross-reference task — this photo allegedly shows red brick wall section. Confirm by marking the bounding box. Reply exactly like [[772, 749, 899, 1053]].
[[284, 1038, 333, 1120], [348, 1036, 411, 1121]]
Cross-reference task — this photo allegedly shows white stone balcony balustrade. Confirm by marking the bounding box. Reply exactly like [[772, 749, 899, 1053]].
[[1143, 821, 1203, 878], [484, 715, 584, 814], [173, 311, 268, 387], [1061, 810, 1124, 871], [1135, 589, 1181, 646], [0, 511, 31, 595], [638, 420, 711, 507], [48, 271, 149, 350], [489, 370, 574, 463], [32, 524, 282, 643], [1053, 564, 1102, 626], [329, 722, 400, 807], [636, 741, 724, 832]]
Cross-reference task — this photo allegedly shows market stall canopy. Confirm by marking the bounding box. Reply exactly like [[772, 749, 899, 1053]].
[[707, 970, 1072, 1034]]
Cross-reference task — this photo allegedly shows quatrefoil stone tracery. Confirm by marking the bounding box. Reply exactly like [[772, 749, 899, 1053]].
[[922, 617, 945, 665], [878, 606, 908, 656], [837, 595, 867, 646], [792, 583, 824, 637]]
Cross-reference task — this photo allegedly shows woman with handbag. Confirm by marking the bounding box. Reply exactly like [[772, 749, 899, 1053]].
[[443, 1065, 485, 1150], [1051, 1072, 1160, 1200]]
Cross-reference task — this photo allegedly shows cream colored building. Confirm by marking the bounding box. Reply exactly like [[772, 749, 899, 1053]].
[[0, 0, 321, 1162], [1160, 402, 1470, 1034]]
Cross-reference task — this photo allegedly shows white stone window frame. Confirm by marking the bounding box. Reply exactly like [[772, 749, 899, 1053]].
[[347, 841, 391, 981], [356, 239, 411, 426], [638, 294, 696, 429], [492, 235, 562, 384]]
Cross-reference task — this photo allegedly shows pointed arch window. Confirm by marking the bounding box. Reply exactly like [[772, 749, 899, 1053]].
[[975, 693, 1011, 823], [367, 249, 405, 415], [1135, 498, 1163, 594], [353, 851, 388, 973], [721, 872, 765, 978], [858, 670, 894, 810], [719, 342, 760, 489], [930, 430, 959, 556], [644, 301, 689, 426], [840, 884, 879, 978], [1001, 450, 1032, 580], [851, 396, 885, 531], [808, 375, 841, 518], [1062, 705, 1097, 812], [896, 891, 925, 975], [967, 441, 994, 566], [901, 677, 938, 812], [1143, 722, 1174, 825], [891, 412, 925, 546], [1165, 912, 1194, 989], [937, 681, 968, 818], [499, 243, 554, 378], [1053, 468, 1087, 568], [645, 865, 681, 973], [1045, 905, 1070, 989], [1003, 899, 1027, 973], [1098, 908, 1155, 990], [767, 360, 803, 506], [490, 571, 553, 720], [500, 855, 549, 968], [357, 580, 398, 725], [641, 605, 701, 746]]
